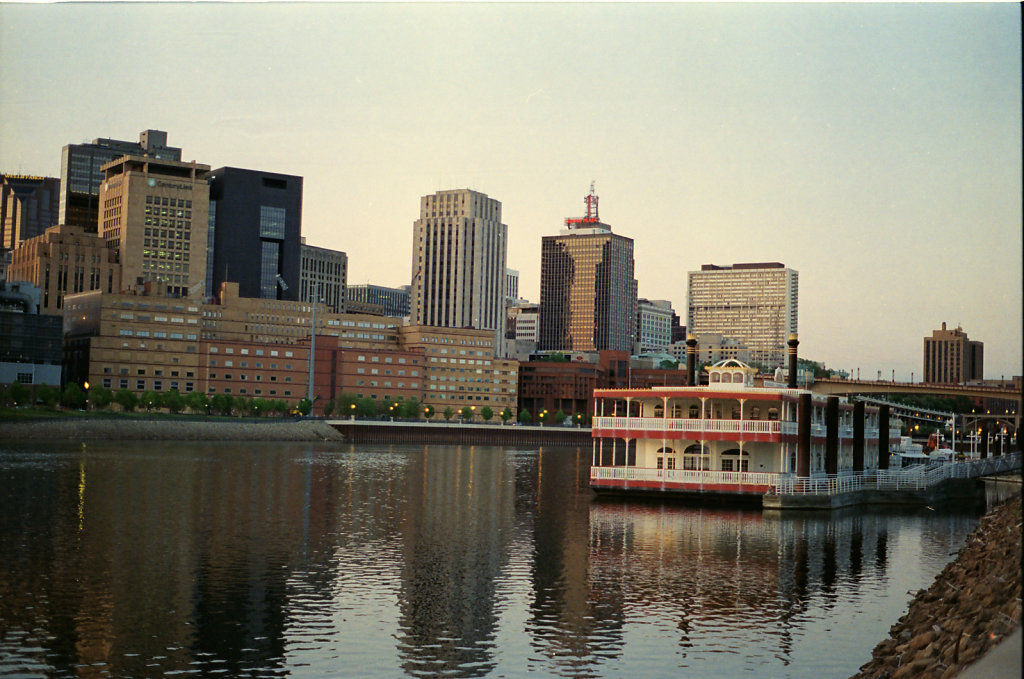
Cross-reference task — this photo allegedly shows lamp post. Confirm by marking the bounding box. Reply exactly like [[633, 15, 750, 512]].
[[350, 403, 356, 421], [84, 381, 90, 411]]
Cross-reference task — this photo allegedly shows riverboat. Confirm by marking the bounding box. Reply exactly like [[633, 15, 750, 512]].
[[589, 358, 902, 502]]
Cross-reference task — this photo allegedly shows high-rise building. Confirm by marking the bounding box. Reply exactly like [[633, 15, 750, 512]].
[[6, 224, 119, 313], [539, 187, 637, 353], [410, 189, 508, 354], [636, 299, 674, 354], [923, 322, 984, 384], [347, 284, 410, 318], [60, 130, 181, 231], [1, 174, 60, 250], [0, 281, 62, 387], [206, 167, 303, 301], [98, 154, 211, 298], [686, 262, 798, 368], [300, 241, 347, 313]]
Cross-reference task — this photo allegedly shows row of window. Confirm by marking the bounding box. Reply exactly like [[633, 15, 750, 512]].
[[101, 377, 195, 393], [146, 195, 192, 208]]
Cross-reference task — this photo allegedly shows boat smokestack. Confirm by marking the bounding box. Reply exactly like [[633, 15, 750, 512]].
[[787, 334, 799, 388], [686, 335, 698, 386]]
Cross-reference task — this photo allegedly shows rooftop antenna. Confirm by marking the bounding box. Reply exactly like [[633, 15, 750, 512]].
[[585, 181, 599, 221]]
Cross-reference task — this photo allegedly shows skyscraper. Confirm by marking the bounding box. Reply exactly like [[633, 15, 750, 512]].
[[410, 189, 508, 353], [205, 167, 303, 301], [923, 322, 984, 384], [686, 262, 798, 368], [60, 130, 181, 231], [98, 154, 210, 297], [539, 187, 637, 353]]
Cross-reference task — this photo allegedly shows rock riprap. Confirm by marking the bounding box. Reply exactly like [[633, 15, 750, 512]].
[[851, 494, 1022, 679]]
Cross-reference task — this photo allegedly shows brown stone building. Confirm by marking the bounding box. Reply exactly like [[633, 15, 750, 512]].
[[923, 322, 984, 384]]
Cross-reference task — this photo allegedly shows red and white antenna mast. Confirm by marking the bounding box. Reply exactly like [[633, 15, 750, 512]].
[[565, 181, 602, 228], [584, 181, 599, 221]]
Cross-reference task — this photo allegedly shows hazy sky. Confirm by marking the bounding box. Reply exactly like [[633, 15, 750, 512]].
[[2, 2, 1021, 380]]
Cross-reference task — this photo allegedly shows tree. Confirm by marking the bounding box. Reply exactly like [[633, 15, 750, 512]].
[[89, 385, 113, 410], [185, 391, 209, 415], [163, 389, 185, 414], [140, 390, 161, 412], [37, 384, 60, 409], [356, 397, 378, 418], [269, 400, 288, 417], [114, 388, 139, 412], [423, 404, 435, 420], [443, 406, 455, 421], [460, 406, 474, 422], [554, 409, 567, 426], [518, 408, 532, 424], [480, 406, 494, 422], [659, 358, 679, 370], [399, 397, 421, 419], [322, 399, 335, 418], [211, 393, 233, 416], [296, 398, 312, 416], [8, 381, 30, 406], [538, 409, 550, 426], [62, 383, 87, 410], [500, 407, 513, 425]]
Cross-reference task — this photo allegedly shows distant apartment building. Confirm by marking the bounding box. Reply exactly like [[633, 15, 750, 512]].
[[923, 322, 984, 384], [6, 224, 119, 313], [507, 301, 539, 342], [410, 189, 508, 356], [686, 262, 798, 368], [636, 299, 674, 354], [346, 284, 409, 318], [300, 241, 347, 313], [206, 167, 303, 301], [60, 129, 181, 231], [98, 154, 211, 298], [539, 187, 637, 353], [1, 174, 60, 250], [1, 281, 62, 387], [666, 333, 751, 365]]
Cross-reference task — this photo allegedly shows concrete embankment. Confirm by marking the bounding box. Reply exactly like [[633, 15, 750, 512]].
[[0, 417, 345, 442], [850, 494, 1022, 679]]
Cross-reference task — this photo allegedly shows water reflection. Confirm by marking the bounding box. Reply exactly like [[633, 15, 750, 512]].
[[0, 441, 994, 679]]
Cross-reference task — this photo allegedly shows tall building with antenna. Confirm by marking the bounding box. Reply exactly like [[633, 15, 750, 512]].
[[539, 184, 638, 353], [410, 189, 508, 355]]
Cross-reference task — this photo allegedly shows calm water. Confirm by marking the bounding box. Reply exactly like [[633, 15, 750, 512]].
[[0, 441, 1002, 678]]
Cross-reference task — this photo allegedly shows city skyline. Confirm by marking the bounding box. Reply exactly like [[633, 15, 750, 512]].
[[1, 2, 1020, 380]]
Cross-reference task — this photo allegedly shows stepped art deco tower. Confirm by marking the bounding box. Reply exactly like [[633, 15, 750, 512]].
[[410, 189, 508, 355], [539, 185, 638, 353]]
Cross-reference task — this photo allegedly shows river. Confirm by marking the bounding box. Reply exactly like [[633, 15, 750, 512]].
[[0, 441, 1000, 678]]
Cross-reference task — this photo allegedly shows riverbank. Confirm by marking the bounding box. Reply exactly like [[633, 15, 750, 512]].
[[850, 494, 1022, 679], [0, 417, 345, 441]]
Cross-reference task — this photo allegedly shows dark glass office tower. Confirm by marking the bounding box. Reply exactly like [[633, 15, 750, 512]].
[[205, 167, 302, 301]]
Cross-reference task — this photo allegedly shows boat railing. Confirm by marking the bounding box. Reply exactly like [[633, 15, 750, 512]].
[[772, 453, 1021, 495], [590, 465, 778, 487], [592, 416, 799, 436]]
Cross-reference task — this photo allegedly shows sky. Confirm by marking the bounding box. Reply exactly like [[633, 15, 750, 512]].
[[1, 1, 1021, 381]]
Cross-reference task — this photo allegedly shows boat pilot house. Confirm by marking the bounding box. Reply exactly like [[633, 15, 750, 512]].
[[589, 359, 900, 501]]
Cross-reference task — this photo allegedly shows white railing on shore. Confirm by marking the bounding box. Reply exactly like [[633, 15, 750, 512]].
[[592, 416, 799, 436], [772, 453, 1022, 495], [590, 466, 778, 488]]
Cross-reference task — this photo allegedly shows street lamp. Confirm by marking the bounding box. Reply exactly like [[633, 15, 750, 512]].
[[350, 403, 356, 420]]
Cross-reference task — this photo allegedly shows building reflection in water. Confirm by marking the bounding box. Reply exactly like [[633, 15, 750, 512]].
[[0, 441, 987, 678]]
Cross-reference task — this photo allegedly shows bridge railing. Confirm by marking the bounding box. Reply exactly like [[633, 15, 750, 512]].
[[773, 453, 1020, 495]]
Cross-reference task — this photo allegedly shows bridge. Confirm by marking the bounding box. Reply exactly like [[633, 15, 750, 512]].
[[808, 379, 1020, 451], [809, 377, 1020, 402]]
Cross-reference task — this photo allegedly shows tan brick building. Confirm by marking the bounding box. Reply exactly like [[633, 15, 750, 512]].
[[99, 155, 210, 297], [6, 224, 120, 314]]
